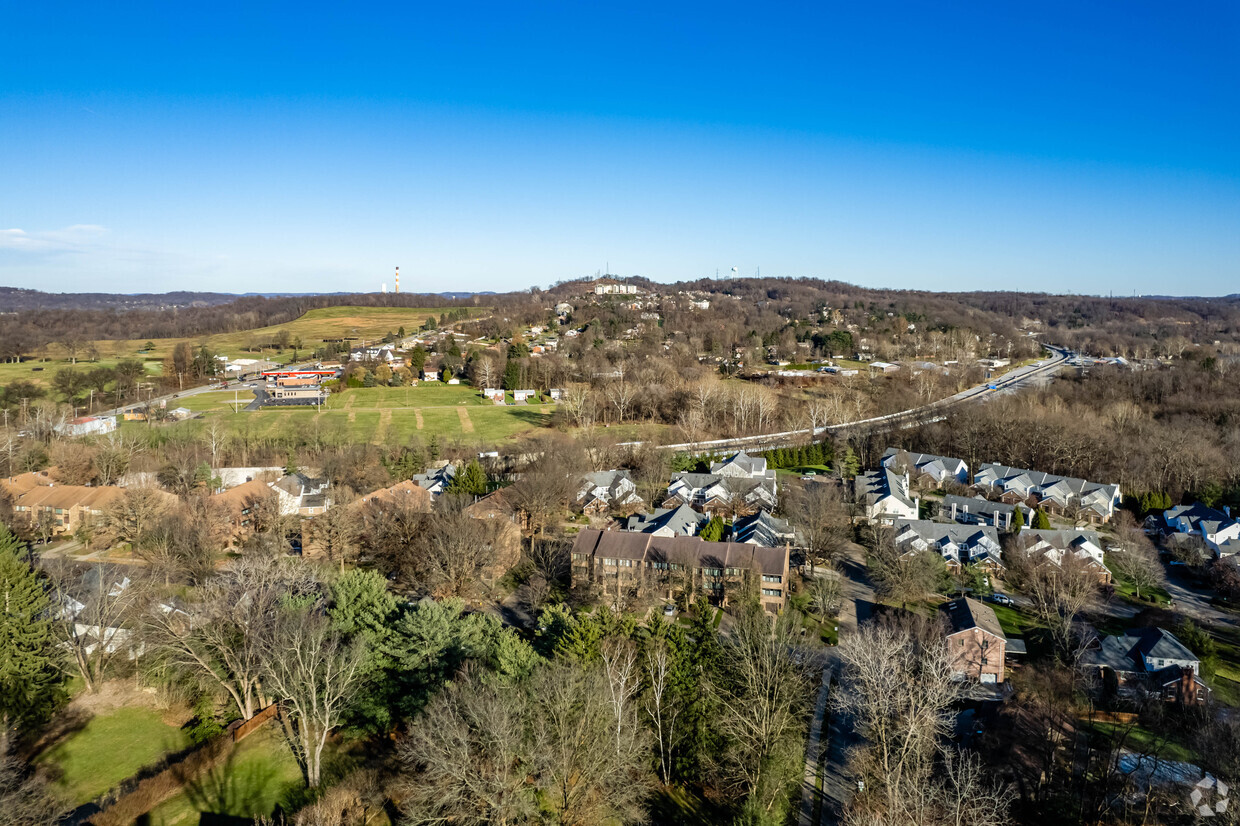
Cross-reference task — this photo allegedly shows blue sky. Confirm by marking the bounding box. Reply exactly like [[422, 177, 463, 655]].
[[1, 2, 1237, 295]]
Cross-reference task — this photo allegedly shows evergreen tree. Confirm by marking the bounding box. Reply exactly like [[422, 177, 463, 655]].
[[841, 447, 861, 479], [699, 516, 725, 542], [0, 526, 65, 738], [1033, 508, 1051, 530], [1011, 505, 1024, 534], [447, 460, 488, 497]]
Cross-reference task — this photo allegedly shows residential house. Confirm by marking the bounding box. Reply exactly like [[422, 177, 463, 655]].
[[731, 511, 795, 547], [270, 473, 331, 516], [940, 597, 1008, 684], [57, 416, 117, 438], [570, 528, 790, 613], [941, 494, 1031, 531], [215, 467, 283, 489], [592, 279, 639, 295], [412, 464, 457, 496], [576, 470, 643, 514], [209, 480, 277, 546], [973, 463, 1121, 523], [662, 473, 777, 516], [1012, 528, 1112, 583], [350, 344, 399, 363], [1083, 627, 1210, 704], [465, 487, 530, 532], [856, 468, 919, 523], [1161, 502, 1240, 558], [483, 388, 505, 403], [881, 448, 968, 488], [710, 451, 777, 487], [7, 484, 126, 536], [893, 519, 1002, 573], [624, 504, 709, 537]]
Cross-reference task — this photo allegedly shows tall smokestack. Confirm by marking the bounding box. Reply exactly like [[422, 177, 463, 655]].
[[395, 266, 400, 294]]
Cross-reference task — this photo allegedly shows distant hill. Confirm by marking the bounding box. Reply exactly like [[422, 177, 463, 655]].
[[0, 287, 496, 312]]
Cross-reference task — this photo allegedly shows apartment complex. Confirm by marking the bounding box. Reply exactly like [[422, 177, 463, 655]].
[[570, 528, 790, 613]]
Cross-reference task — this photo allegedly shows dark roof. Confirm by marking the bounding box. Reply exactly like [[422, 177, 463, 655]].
[[939, 597, 1006, 640], [572, 529, 789, 577]]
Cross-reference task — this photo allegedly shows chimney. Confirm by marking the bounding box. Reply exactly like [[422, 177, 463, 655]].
[[395, 266, 400, 294], [1179, 665, 1195, 705]]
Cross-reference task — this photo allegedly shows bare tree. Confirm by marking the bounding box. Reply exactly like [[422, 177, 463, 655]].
[[644, 638, 683, 785], [806, 568, 844, 619], [145, 556, 320, 721], [100, 486, 170, 547], [398, 675, 535, 826], [600, 638, 642, 757], [0, 739, 59, 826], [44, 562, 142, 693], [1014, 551, 1097, 663], [785, 480, 851, 568], [1107, 511, 1165, 601], [709, 607, 811, 814], [531, 662, 650, 826], [262, 611, 366, 788], [310, 503, 361, 572]]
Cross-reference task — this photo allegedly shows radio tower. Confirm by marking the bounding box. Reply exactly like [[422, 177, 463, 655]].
[[395, 266, 400, 294]]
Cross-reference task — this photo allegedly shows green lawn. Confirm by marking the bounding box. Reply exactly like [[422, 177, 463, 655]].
[[37, 706, 191, 807], [1088, 722, 1199, 763], [988, 602, 1039, 638], [1105, 553, 1172, 606], [145, 729, 305, 826], [0, 356, 163, 392]]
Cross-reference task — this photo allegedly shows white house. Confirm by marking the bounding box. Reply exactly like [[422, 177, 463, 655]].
[[57, 416, 117, 438], [576, 470, 643, 514], [856, 468, 919, 524], [974, 463, 1121, 523], [663, 472, 777, 516], [1162, 502, 1240, 558], [412, 463, 457, 496], [483, 388, 506, 403], [941, 494, 1031, 530], [623, 504, 708, 537], [881, 448, 968, 488], [270, 472, 331, 516], [710, 451, 777, 487], [1013, 528, 1111, 583], [893, 519, 1002, 572]]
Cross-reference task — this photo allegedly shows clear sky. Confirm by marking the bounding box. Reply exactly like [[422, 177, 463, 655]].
[[1, 2, 1237, 296]]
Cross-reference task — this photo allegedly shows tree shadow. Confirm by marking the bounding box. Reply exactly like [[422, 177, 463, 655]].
[[178, 747, 291, 822]]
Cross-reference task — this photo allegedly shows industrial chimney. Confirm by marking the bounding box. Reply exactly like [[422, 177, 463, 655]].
[[395, 266, 400, 294]]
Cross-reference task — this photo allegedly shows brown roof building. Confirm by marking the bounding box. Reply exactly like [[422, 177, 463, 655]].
[[939, 597, 1007, 684], [570, 528, 790, 613]]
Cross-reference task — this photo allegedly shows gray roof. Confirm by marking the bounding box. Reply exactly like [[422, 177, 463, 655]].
[[882, 448, 965, 477], [939, 597, 1006, 640], [1083, 627, 1198, 674], [856, 467, 915, 511], [624, 504, 708, 536], [572, 528, 788, 577], [1021, 528, 1101, 551], [732, 511, 793, 547], [895, 519, 998, 549], [710, 450, 766, 475], [941, 494, 1028, 519]]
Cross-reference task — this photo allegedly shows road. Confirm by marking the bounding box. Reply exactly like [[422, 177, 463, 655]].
[[799, 541, 877, 825], [619, 344, 1071, 453]]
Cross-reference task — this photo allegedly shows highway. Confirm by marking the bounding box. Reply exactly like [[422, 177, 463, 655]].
[[620, 344, 1071, 453]]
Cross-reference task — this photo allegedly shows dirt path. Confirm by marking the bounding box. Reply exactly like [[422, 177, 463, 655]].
[[348, 410, 356, 423], [372, 409, 392, 444], [457, 407, 475, 433], [414, 409, 424, 429], [343, 393, 357, 409]]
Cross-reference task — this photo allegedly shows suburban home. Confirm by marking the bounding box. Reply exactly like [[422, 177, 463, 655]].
[[483, 387, 505, 403], [1, 473, 177, 538], [881, 448, 968, 488], [421, 368, 440, 382], [56, 416, 117, 438], [941, 494, 1031, 531], [940, 597, 1008, 684], [1083, 627, 1210, 704], [215, 467, 283, 489], [1011, 528, 1112, 583], [893, 519, 1002, 572], [464, 487, 530, 531], [1161, 502, 1240, 558], [855, 468, 919, 523], [662, 473, 777, 516], [973, 463, 1121, 523], [412, 464, 457, 496], [350, 344, 399, 363], [624, 504, 709, 537], [210, 480, 278, 546], [576, 470, 643, 514], [710, 451, 777, 488], [570, 528, 790, 613], [270, 472, 331, 516], [731, 511, 795, 547]]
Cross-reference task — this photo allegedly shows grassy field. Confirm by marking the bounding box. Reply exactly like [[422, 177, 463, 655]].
[[0, 357, 163, 391], [142, 384, 558, 445], [37, 706, 191, 807], [145, 729, 305, 826], [96, 305, 488, 361]]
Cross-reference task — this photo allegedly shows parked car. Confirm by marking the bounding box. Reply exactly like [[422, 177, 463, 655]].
[[662, 603, 676, 617], [988, 593, 1015, 607]]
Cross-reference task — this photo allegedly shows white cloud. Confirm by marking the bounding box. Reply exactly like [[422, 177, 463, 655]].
[[0, 224, 108, 253]]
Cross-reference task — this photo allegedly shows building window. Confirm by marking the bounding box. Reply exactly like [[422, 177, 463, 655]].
[[762, 575, 781, 584], [618, 559, 632, 567], [603, 558, 617, 566], [762, 588, 782, 598]]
